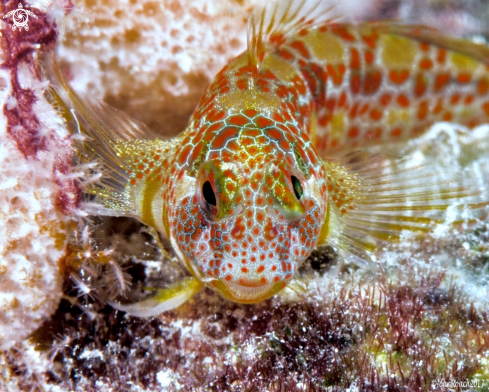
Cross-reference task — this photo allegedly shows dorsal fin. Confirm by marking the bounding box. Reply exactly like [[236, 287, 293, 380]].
[[247, 0, 343, 70], [375, 22, 489, 66]]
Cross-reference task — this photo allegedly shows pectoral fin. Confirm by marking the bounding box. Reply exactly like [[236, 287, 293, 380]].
[[319, 151, 489, 260], [43, 55, 177, 220], [110, 277, 204, 317]]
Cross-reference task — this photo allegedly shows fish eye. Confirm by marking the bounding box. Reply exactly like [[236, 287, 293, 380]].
[[203, 180, 217, 206], [291, 176, 303, 200]]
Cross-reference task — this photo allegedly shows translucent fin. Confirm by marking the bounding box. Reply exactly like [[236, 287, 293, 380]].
[[110, 277, 204, 317], [375, 23, 489, 66], [319, 152, 489, 260], [247, 0, 342, 69], [43, 54, 164, 217]]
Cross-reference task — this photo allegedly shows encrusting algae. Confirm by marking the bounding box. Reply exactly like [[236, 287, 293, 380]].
[[46, 0, 489, 316]]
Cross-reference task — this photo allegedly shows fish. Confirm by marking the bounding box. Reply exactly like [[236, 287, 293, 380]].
[[46, 0, 489, 317]]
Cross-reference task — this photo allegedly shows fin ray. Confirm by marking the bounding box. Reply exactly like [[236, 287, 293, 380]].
[[110, 277, 204, 317], [321, 152, 489, 260], [247, 0, 342, 70], [43, 55, 166, 218]]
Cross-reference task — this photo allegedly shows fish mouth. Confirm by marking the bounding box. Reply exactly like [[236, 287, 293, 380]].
[[223, 280, 275, 301]]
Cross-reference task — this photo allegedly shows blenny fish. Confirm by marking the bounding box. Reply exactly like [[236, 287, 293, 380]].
[[47, 0, 489, 316]]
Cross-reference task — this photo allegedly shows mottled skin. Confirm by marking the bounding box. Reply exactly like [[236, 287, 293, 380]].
[[293, 23, 489, 154], [122, 51, 326, 302], [117, 19, 489, 304]]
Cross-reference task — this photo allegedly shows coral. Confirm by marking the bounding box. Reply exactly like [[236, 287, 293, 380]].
[[0, 1, 72, 352], [56, 0, 261, 134]]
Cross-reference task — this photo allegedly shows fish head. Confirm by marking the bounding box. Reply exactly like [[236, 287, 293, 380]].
[[171, 121, 327, 303]]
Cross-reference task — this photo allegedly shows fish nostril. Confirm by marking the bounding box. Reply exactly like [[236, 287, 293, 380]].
[[231, 224, 243, 237]]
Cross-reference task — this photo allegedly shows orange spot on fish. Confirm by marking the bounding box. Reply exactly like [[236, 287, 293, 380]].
[[363, 69, 382, 95], [272, 112, 285, 123], [389, 70, 409, 85], [331, 25, 355, 41], [370, 109, 382, 121], [278, 49, 293, 60], [338, 92, 347, 107], [244, 109, 258, 117], [391, 128, 402, 138], [417, 101, 428, 120], [364, 50, 374, 64], [290, 40, 310, 58], [359, 103, 369, 115], [443, 112, 453, 121], [434, 73, 451, 92], [362, 30, 379, 49], [482, 102, 489, 115], [397, 94, 410, 107], [236, 79, 247, 90], [229, 115, 248, 126], [414, 74, 427, 97], [350, 48, 360, 70], [256, 116, 273, 128], [450, 93, 461, 105], [207, 121, 224, 134], [457, 73, 471, 84], [434, 98, 444, 114], [436, 49, 446, 64], [478, 79, 489, 95], [348, 127, 359, 138], [419, 58, 433, 70], [380, 93, 392, 106], [209, 110, 226, 122], [326, 64, 346, 86], [351, 73, 361, 95]]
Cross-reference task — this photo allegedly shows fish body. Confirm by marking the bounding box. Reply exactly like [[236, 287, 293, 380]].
[[124, 51, 327, 302], [48, 0, 489, 313]]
